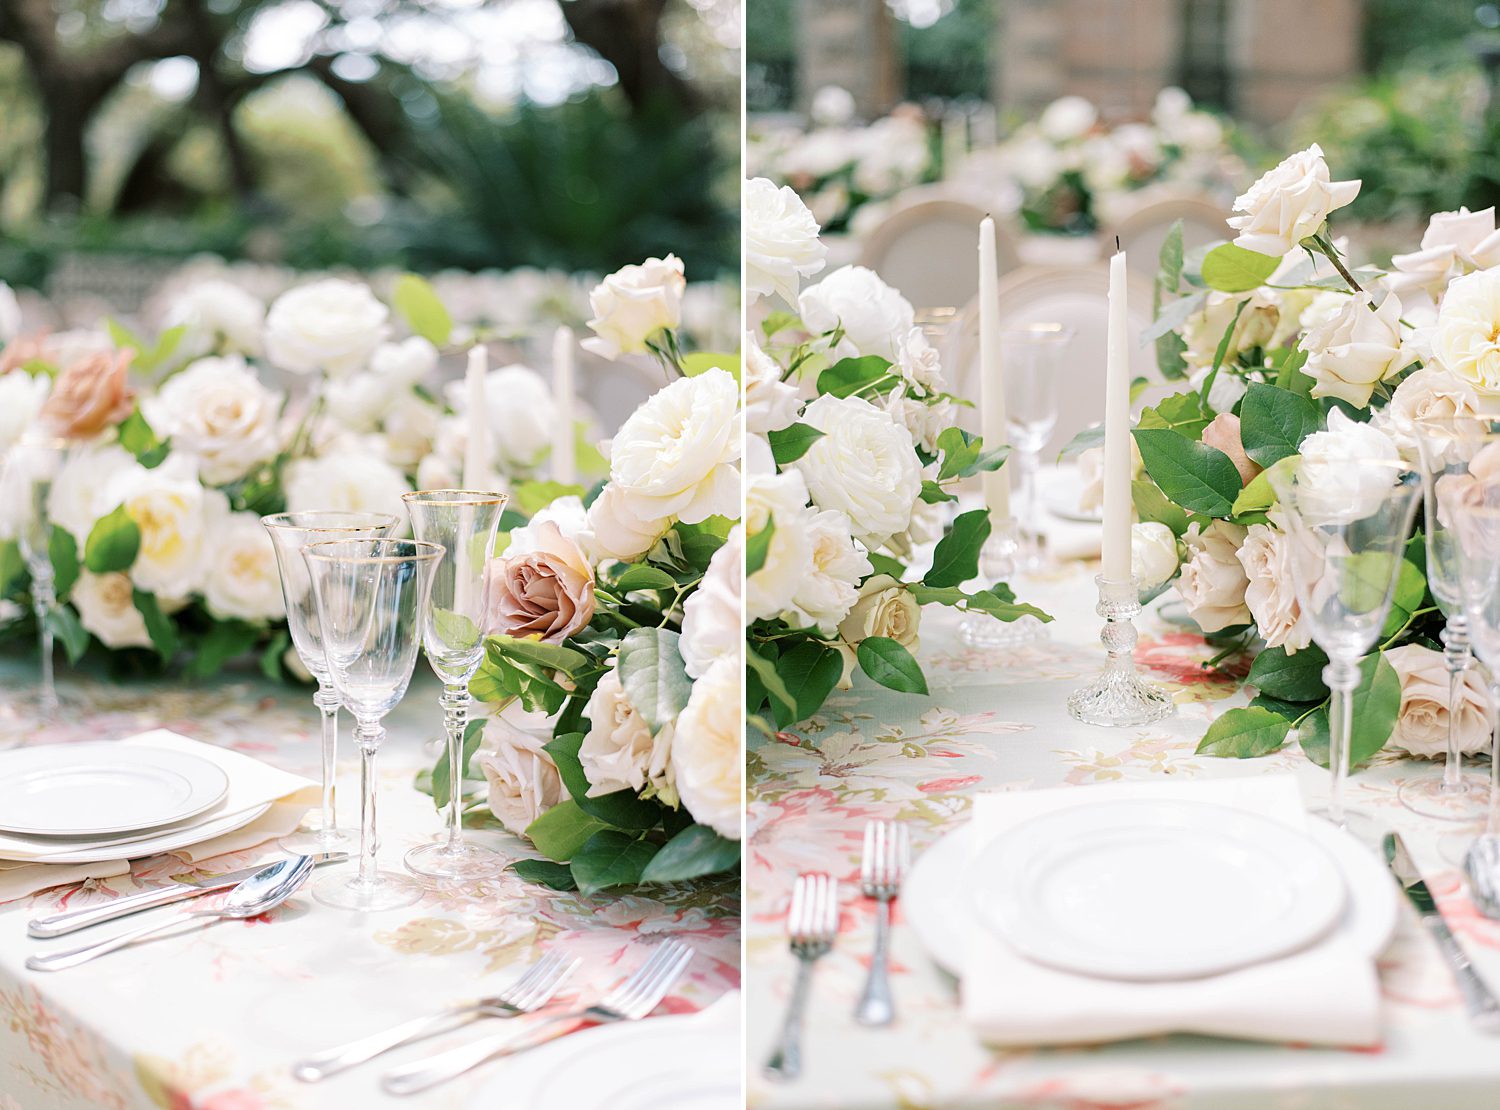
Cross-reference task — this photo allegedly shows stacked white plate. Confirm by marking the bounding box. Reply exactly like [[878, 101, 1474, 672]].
[[0, 742, 268, 864]]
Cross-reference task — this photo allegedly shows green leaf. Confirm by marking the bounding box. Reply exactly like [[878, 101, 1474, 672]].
[[131, 589, 178, 661], [431, 717, 487, 810], [865, 552, 907, 579], [1137, 391, 1211, 438], [919, 480, 958, 504], [44, 605, 89, 663], [745, 646, 797, 719], [767, 423, 824, 464], [773, 641, 843, 727], [525, 799, 612, 862], [512, 480, 587, 516], [674, 517, 731, 572], [117, 410, 169, 468], [907, 583, 1052, 624], [48, 526, 79, 600], [393, 273, 453, 346], [105, 316, 146, 355], [1381, 559, 1428, 638], [1232, 467, 1279, 517], [1201, 243, 1282, 293], [613, 565, 678, 592], [1195, 706, 1292, 757], [1133, 429, 1242, 518], [1249, 694, 1314, 721], [259, 628, 291, 682], [1057, 424, 1104, 462], [762, 311, 799, 339], [856, 636, 928, 695], [817, 355, 894, 398], [570, 830, 660, 894], [1297, 652, 1401, 770], [640, 825, 741, 883], [470, 652, 568, 714], [488, 635, 592, 678], [745, 518, 774, 577], [617, 627, 691, 734], [1274, 347, 1315, 399], [545, 731, 662, 828], [924, 508, 991, 588], [84, 504, 141, 574], [0, 541, 23, 596], [682, 352, 738, 381], [936, 427, 1007, 481], [510, 859, 578, 891], [1158, 219, 1185, 293], [1238, 383, 1321, 467], [1132, 479, 1192, 536], [1154, 221, 1189, 380], [1247, 644, 1330, 702], [185, 621, 261, 680], [431, 607, 482, 654]]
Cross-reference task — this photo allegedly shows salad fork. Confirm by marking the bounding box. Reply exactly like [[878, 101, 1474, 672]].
[[292, 949, 578, 1082], [380, 939, 694, 1095], [855, 820, 908, 1026], [764, 873, 839, 1081]]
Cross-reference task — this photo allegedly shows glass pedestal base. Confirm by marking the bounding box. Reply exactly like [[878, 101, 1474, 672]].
[[1397, 769, 1492, 821], [313, 870, 421, 912], [405, 840, 505, 881]]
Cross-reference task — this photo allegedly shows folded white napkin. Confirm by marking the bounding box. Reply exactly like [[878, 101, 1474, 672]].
[[0, 858, 132, 903], [959, 775, 1381, 1048]]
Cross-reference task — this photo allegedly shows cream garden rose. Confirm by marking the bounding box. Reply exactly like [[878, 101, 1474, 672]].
[[1299, 292, 1411, 407], [669, 656, 742, 839], [1177, 520, 1250, 632], [581, 255, 686, 359], [163, 279, 266, 361], [145, 355, 283, 485], [284, 448, 410, 520], [1297, 409, 1403, 523], [1237, 518, 1316, 653], [1226, 143, 1361, 256], [791, 394, 921, 546], [0, 371, 49, 456], [744, 176, 828, 305], [1388, 206, 1500, 303], [580, 668, 675, 803], [1433, 266, 1500, 394], [477, 721, 564, 836], [112, 456, 228, 600], [744, 333, 801, 435], [679, 527, 742, 679], [1385, 644, 1492, 758], [797, 265, 915, 361], [585, 483, 672, 563], [836, 573, 920, 686], [71, 570, 151, 649], [744, 468, 814, 623], [1381, 366, 1486, 458], [264, 278, 389, 377], [789, 510, 872, 634], [1131, 522, 1180, 591], [203, 512, 285, 622]]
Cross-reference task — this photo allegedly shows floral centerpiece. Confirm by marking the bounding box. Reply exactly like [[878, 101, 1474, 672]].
[[741, 176, 1051, 733], [1131, 141, 1500, 766]]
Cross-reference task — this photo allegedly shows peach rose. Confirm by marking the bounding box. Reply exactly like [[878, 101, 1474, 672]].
[[1201, 412, 1262, 485], [38, 349, 134, 440], [1385, 644, 1492, 758], [483, 521, 595, 643]]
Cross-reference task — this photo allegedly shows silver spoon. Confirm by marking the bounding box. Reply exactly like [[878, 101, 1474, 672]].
[[27, 855, 316, 972], [1465, 830, 1500, 920]]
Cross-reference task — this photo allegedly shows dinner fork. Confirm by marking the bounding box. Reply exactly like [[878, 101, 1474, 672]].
[[855, 820, 908, 1026], [764, 873, 839, 1082], [380, 938, 694, 1096], [291, 949, 578, 1082]]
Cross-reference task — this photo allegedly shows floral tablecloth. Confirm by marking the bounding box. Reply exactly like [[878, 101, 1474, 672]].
[[0, 664, 740, 1110], [746, 563, 1500, 1110]]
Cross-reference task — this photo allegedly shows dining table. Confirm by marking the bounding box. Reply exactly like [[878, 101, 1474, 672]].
[[745, 557, 1500, 1110], [0, 660, 740, 1110]]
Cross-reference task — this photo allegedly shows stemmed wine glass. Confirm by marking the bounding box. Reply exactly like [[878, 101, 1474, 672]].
[[401, 490, 508, 881], [303, 538, 444, 911], [1004, 322, 1072, 568], [262, 511, 397, 853], [3, 433, 68, 718], [1267, 456, 1422, 841], [1397, 419, 1495, 818]]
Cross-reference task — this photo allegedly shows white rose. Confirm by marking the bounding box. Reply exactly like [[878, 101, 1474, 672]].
[[1183, 289, 1285, 373], [745, 469, 814, 623], [581, 255, 686, 359], [1226, 144, 1361, 256], [381, 392, 440, 470], [163, 280, 265, 361], [370, 336, 438, 384], [482, 365, 557, 470], [47, 444, 142, 546], [1132, 522, 1180, 590], [264, 278, 389, 377], [580, 668, 676, 803], [1039, 95, 1098, 141], [836, 573, 921, 687], [744, 177, 827, 306], [1389, 207, 1500, 303], [1434, 266, 1500, 394], [670, 656, 742, 839], [585, 483, 672, 564], [203, 512, 286, 622], [416, 448, 460, 493], [477, 719, 563, 836], [788, 510, 872, 634], [0, 281, 21, 343], [798, 265, 915, 361], [1385, 644, 1493, 758], [894, 327, 945, 393], [111, 456, 227, 599], [744, 333, 801, 435], [510, 495, 591, 557], [0, 371, 50, 455], [144, 356, 282, 485], [1176, 521, 1251, 632], [880, 389, 951, 454], [810, 85, 856, 126], [1297, 409, 1403, 523], [1299, 292, 1412, 407], [791, 394, 920, 546], [607, 368, 741, 525], [1382, 366, 1487, 457], [284, 449, 410, 521], [71, 570, 151, 649], [680, 527, 742, 679], [1237, 519, 1316, 653]]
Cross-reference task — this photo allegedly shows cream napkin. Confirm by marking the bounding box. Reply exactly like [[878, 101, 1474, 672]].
[[959, 775, 1382, 1048], [0, 858, 132, 903]]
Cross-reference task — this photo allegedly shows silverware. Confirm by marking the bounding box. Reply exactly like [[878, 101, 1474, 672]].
[[1384, 832, 1500, 1033], [26, 855, 315, 972], [1464, 831, 1500, 920], [380, 939, 694, 1097], [764, 873, 839, 1082], [292, 949, 578, 1082], [27, 853, 348, 939], [854, 820, 907, 1027]]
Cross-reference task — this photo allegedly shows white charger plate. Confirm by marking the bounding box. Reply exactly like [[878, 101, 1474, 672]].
[[467, 992, 740, 1110], [907, 813, 1394, 980], [972, 800, 1346, 980], [0, 742, 229, 837]]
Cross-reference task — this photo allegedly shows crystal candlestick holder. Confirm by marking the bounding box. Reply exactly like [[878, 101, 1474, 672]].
[[1067, 575, 1173, 726], [960, 518, 1049, 649]]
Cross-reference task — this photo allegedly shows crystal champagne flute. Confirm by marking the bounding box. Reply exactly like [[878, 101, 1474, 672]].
[[4, 433, 68, 718]]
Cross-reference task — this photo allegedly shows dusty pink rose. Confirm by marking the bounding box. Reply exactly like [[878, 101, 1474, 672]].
[[1201, 412, 1261, 485], [483, 521, 595, 643], [38, 348, 134, 439], [1385, 644, 1492, 758]]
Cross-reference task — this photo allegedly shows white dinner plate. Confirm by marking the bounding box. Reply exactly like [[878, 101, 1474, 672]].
[[467, 992, 739, 1110], [907, 813, 1394, 980], [0, 742, 229, 837], [1042, 465, 1102, 523], [7, 800, 274, 864]]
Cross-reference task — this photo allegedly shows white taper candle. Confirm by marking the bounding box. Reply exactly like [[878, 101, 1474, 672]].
[[551, 326, 577, 485], [1102, 248, 1133, 582], [978, 215, 1011, 526], [462, 345, 488, 490]]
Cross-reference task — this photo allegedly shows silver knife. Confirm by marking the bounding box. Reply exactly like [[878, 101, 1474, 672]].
[[1383, 832, 1500, 1033], [27, 853, 348, 939]]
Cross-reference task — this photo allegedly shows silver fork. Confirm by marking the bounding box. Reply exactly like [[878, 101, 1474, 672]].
[[291, 950, 578, 1082], [380, 939, 694, 1096], [764, 873, 839, 1082], [854, 820, 908, 1026]]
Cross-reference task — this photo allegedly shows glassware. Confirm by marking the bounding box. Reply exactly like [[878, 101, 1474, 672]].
[[1267, 457, 1422, 840], [1066, 574, 1173, 726], [3, 434, 68, 718], [401, 490, 508, 881], [303, 537, 443, 911], [1398, 420, 1496, 819], [1003, 323, 1072, 569], [262, 511, 398, 854]]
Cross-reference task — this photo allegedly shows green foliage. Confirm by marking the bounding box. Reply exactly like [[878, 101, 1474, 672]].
[[1201, 244, 1282, 293], [1196, 707, 1293, 758], [1133, 429, 1242, 518], [392, 274, 453, 346], [767, 423, 825, 464], [856, 636, 928, 695], [83, 505, 140, 574], [617, 628, 692, 735]]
